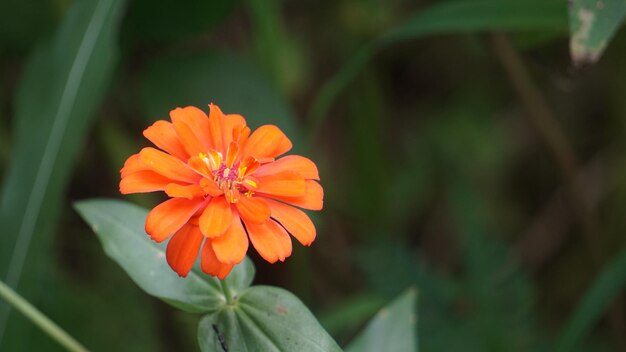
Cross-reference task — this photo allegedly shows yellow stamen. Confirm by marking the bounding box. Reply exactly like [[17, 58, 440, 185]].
[[207, 150, 222, 171], [243, 179, 257, 189]]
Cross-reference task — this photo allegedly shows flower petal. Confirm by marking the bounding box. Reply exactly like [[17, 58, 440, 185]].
[[224, 114, 247, 146], [120, 171, 172, 194], [253, 155, 319, 180], [262, 180, 323, 210], [212, 215, 248, 264], [170, 106, 211, 155], [187, 155, 214, 179], [235, 196, 271, 224], [139, 147, 200, 183], [166, 224, 204, 277], [265, 199, 316, 246], [241, 125, 292, 160], [207, 103, 227, 152], [120, 154, 148, 178], [146, 197, 206, 242], [207, 106, 248, 153], [143, 120, 189, 161], [256, 171, 306, 197], [245, 220, 292, 263], [199, 178, 223, 197], [199, 196, 232, 238], [165, 183, 205, 199], [201, 239, 234, 279]]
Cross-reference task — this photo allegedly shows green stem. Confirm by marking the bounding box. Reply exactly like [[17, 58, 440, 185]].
[[220, 280, 234, 305], [0, 280, 88, 352]]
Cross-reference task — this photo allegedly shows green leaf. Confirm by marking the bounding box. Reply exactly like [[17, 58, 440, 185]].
[[568, 0, 626, 64], [0, 0, 126, 343], [307, 0, 567, 138], [74, 199, 255, 313], [345, 289, 418, 352], [555, 248, 626, 352], [139, 51, 298, 138], [198, 286, 342, 352]]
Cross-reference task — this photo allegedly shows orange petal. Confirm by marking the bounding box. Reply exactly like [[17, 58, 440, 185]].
[[246, 220, 292, 263], [241, 125, 292, 160], [265, 199, 316, 246], [166, 223, 204, 277], [207, 103, 227, 152], [165, 183, 205, 199], [188, 155, 214, 179], [199, 196, 232, 238], [120, 171, 172, 194], [256, 171, 306, 197], [200, 178, 223, 197], [212, 215, 248, 264], [143, 120, 189, 161], [170, 107, 211, 155], [253, 155, 319, 180], [225, 142, 239, 167], [172, 118, 207, 157], [120, 154, 148, 178], [238, 156, 260, 177], [262, 180, 323, 210], [201, 239, 234, 279], [145, 198, 206, 242], [225, 114, 247, 146], [235, 196, 271, 224], [139, 147, 200, 183]]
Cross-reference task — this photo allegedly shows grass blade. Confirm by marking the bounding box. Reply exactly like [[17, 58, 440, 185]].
[[555, 248, 626, 352], [0, 0, 126, 344]]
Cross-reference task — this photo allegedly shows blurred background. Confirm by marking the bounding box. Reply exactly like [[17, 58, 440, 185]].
[[0, 0, 625, 350]]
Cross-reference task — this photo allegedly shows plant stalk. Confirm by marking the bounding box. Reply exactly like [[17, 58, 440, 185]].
[[0, 280, 88, 352], [220, 280, 234, 305]]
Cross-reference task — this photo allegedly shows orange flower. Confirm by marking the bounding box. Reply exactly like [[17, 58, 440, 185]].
[[119, 104, 322, 279]]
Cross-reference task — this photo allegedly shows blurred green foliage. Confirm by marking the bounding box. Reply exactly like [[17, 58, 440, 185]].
[[0, 0, 625, 351]]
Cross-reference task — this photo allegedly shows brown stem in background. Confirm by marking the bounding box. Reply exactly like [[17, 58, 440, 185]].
[[515, 156, 606, 273], [491, 33, 602, 264], [491, 33, 625, 348]]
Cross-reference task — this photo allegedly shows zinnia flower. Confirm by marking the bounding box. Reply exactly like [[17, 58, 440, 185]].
[[119, 104, 322, 279]]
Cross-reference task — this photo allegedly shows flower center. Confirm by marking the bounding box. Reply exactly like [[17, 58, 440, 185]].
[[198, 148, 259, 203], [214, 162, 245, 198]]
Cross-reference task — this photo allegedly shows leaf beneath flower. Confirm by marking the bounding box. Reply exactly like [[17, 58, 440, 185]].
[[198, 286, 342, 352], [74, 198, 255, 313]]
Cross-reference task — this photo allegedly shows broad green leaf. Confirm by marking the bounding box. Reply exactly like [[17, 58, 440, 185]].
[[568, 0, 626, 64], [307, 0, 567, 138], [555, 248, 626, 352], [74, 199, 255, 313], [139, 51, 298, 138], [198, 286, 342, 352], [345, 289, 418, 352], [0, 0, 126, 345]]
